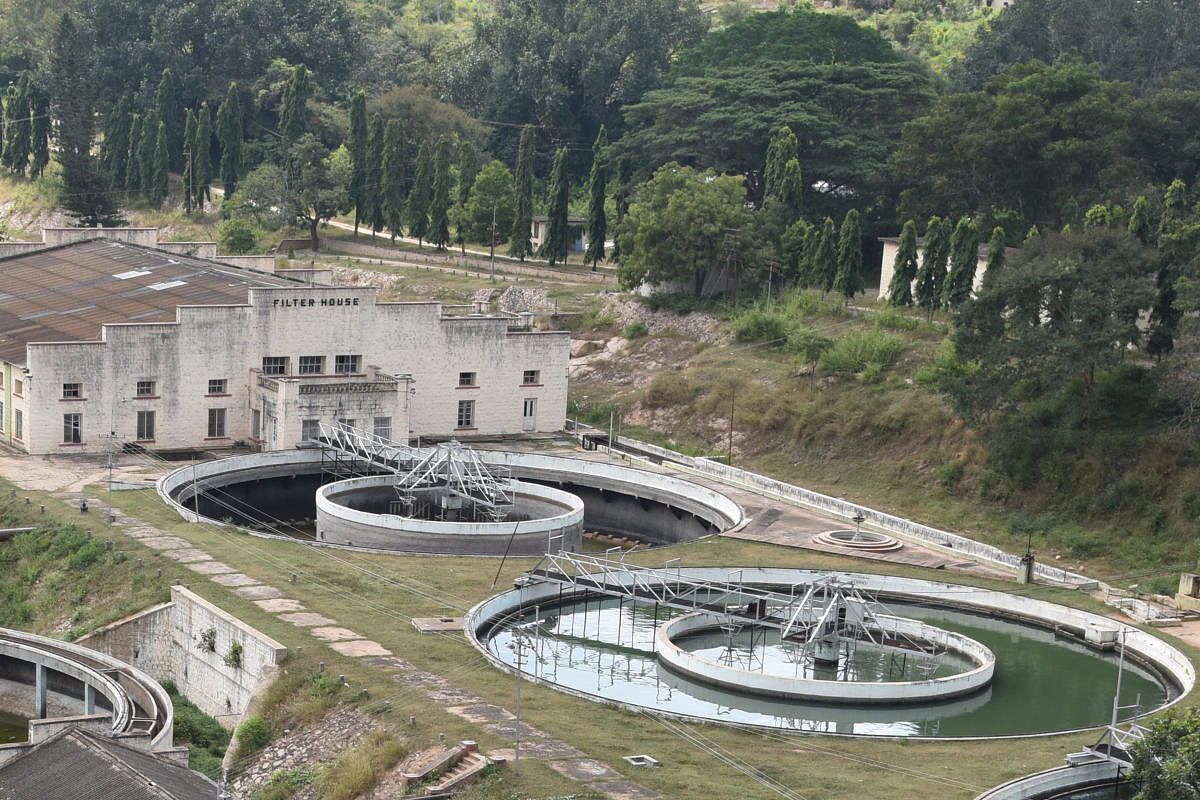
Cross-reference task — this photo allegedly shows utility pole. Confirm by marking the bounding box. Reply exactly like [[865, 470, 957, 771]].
[[514, 613, 525, 777], [490, 201, 497, 280]]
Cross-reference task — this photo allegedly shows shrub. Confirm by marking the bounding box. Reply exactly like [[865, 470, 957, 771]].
[[784, 326, 833, 363], [218, 217, 258, 254], [731, 308, 790, 345], [235, 715, 269, 754], [857, 362, 884, 384], [224, 641, 243, 669], [873, 307, 920, 331], [939, 459, 964, 488], [198, 627, 217, 653], [623, 320, 648, 339], [820, 330, 905, 375], [316, 731, 408, 800], [254, 767, 316, 800], [644, 374, 693, 408]]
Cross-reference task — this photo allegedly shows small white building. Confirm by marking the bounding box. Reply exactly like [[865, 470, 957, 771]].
[[530, 216, 588, 254], [0, 237, 567, 455], [877, 237, 1009, 302]]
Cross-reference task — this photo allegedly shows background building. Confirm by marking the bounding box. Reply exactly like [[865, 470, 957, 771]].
[[0, 237, 567, 455]]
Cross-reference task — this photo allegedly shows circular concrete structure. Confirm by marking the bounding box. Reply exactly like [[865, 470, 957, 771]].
[[159, 448, 743, 554], [468, 567, 1194, 738], [811, 529, 903, 552], [315, 475, 585, 555], [656, 611, 995, 704]]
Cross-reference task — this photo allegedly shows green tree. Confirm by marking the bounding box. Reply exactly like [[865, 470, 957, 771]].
[[943, 216, 981, 309], [155, 68, 184, 171], [981, 226, 1007, 291], [216, 82, 243, 199], [150, 120, 169, 205], [780, 219, 810, 285], [585, 126, 608, 270], [429, 137, 453, 250], [833, 208, 864, 302], [182, 109, 197, 213], [1149, 179, 1191, 358], [538, 147, 569, 265], [798, 223, 820, 287], [449, 0, 707, 175], [888, 219, 919, 306], [240, 134, 351, 251], [125, 114, 143, 197], [100, 95, 133, 188], [616, 163, 753, 297], [348, 90, 368, 235], [194, 103, 214, 208], [381, 119, 408, 241], [1129, 195, 1151, 245], [2, 75, 31, 175], [29, 86, 49, 179], [278, 64, 311, 148], [508, 124, 535, 260], [455, 138, 480, 253], [462, 160, 515, 246], [365, 114, 385, 233], [949, 227, 1157, 419], [762, 125, 798, 205], [811, 217, 838, 294], [49, 13, 122, 226], [406, 141, 432, 246], [914, 216, 949, 319], [138, 110, 160, 200], [621, 9, 935, 221], [1129, 707, 1200, 800]]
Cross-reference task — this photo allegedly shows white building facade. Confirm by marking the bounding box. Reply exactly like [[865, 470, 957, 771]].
[[0, 241, 567, 455]]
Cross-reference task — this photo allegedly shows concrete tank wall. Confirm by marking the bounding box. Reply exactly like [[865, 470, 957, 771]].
[[973, 762, 1125, 800], [315, 476, 584, 555], [79, 587, 286, 729]]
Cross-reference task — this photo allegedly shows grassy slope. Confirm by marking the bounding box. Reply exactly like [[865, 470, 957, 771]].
[[8, 479, 1195, 800]]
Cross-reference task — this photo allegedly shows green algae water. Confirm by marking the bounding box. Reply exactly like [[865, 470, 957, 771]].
[[0, 710, 27, 744], [486, 597, 1170, 737]]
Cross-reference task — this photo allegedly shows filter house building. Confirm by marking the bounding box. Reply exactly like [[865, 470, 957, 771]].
[[0, 235, 568, 456]]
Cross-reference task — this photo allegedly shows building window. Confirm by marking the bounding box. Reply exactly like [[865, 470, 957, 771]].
[[334, 354, 361, 374], [457, 400, 475, 428], [135, 379, 155, 397], [301, 419, 321, 441], [252, 410, 261, 440], [15, 409, 22, 439], [337, 417, 356, 430], [63, 413, 82, 444], [262, 357, 288, 376], [522, 370, 540, 386], [14, 379, 23, 396], [207, 378, 228, 395], [298, 356, 324, 375], [136, 410, 155, 441], [458, 371, 476, 387], [62, 382, 82, 399], [373, 416, 391, 440], [207, 408, 226, 438]]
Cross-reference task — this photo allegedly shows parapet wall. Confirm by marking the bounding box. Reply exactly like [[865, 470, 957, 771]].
[[80, 587, 286, 729]]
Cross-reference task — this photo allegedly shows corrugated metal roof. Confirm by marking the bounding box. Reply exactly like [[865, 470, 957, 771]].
[[0, 728, 220, 800], [0, 239, 301, 364]]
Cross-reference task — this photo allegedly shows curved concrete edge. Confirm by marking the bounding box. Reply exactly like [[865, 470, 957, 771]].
[[973, 762, 1126, 800], [655, 612, 995, 704], [157, 449, 321, 522], [0, 627, 174, 747], [464, 568, 1194, 740]]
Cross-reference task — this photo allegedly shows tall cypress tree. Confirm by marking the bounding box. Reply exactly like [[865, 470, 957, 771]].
[[181, 109, 196, 213], [833, 208, 864, 302], [155, 68, 185, 171], [100, 95, 132, 188], [798, 223, 820, 287], [125, 113, 142, 196], [138, 110, 159, 199], [1128, 195, 1151, 245], [980, 226, 1007, 291], [193, 103, 213, 208], [365, 114, 385, 233], [278, 64, 311, 149], [762, 125, 798, 204], [216, 82, 242, 198], [455, 138, 479, 252], [348, 90, 368, 235], [1149, 178, 1189, 357], [29, 85, 49, 179], [585, 126, 607, 270], [151, 120, 169, 205], [539, 147, 569, 265], [429, 137, 453, 250], [381, 118, 407, 240], [813, 217, 838, 293], [406, 141, 432, 246], [508, 124, 535, 260], [888, 219, 919, 306], [914, 216, 949, 320], [942, 216, 980, 309], [2, 75, 31, 175], [50, 13, 121, 225]]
